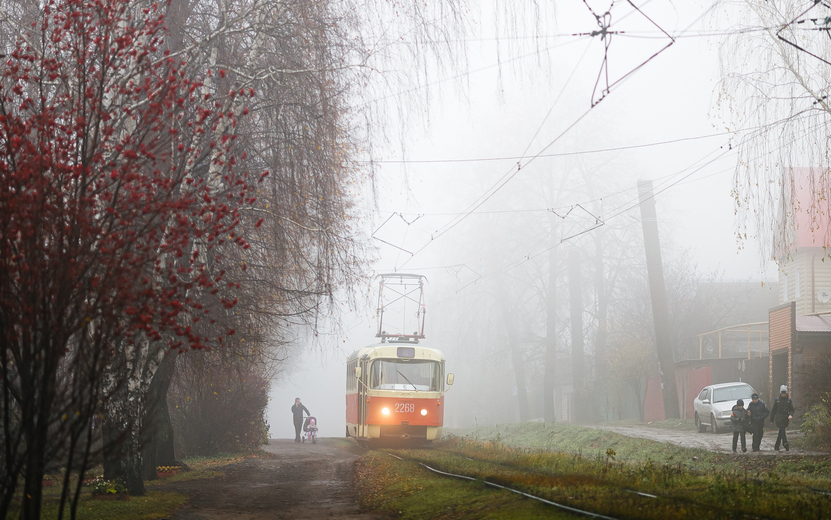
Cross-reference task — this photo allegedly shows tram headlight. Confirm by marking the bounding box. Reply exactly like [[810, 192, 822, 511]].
[[420, 409, 427, 416], [381, 407, 390, 415]]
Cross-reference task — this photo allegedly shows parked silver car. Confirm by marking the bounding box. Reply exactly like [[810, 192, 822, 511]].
[[693, 382, 756, 434]]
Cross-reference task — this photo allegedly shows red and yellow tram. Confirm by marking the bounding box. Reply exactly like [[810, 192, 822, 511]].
[[346, 337, 454, 444]]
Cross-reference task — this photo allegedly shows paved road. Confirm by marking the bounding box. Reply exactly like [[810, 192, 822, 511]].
[[166, 439, 390, 520]]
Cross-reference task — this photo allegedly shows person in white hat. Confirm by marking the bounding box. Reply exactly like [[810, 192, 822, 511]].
[[770, 385, 795, 451]]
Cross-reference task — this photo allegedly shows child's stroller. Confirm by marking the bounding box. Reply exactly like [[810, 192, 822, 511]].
[[302, 416, 318, 444]]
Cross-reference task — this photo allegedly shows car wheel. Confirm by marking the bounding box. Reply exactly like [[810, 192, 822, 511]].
[[695, 412, 707, 433], [711, 413, 720, 434]]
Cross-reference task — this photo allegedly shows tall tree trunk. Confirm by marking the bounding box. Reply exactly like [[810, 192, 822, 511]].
[[569, 249, 586, 424], [637, 180, 680, 419], [497, 286, 529, 422], [543, 246, 558, 423], [594, 226, 609, 422], [141, 352, 178, 481], [20, 426, 47, 520], [103, 383, 146, 497], [510, 344, 530, 422], [19, 354, 58, 520]]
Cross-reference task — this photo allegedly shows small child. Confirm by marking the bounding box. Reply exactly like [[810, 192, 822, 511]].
[[730, 399, 749, 453]]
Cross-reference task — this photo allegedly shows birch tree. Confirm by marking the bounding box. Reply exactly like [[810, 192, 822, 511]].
[[718, 0, 831, 255]]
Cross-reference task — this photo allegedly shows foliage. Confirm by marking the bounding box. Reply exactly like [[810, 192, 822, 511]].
[[356, 435, 831, 519], [797, 352, 831, 447], [716, 1, 831, 252], [10, 491, 188, 520], [607, 338, 658, 422], [90, 480, 128, 496], [169, 346, 270, 456], [799, 353, 831, 406], [0, 0, 254, 514], [800, 401, 831, 450]]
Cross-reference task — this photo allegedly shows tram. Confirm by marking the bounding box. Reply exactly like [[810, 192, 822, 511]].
[[346, 338, 453, 443], [345, 274, 454, 444]]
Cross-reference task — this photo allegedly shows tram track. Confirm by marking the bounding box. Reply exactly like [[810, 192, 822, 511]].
[[387, 453, 619, 519], [442, 447, 831, 500], [383, 447, 831, 520]]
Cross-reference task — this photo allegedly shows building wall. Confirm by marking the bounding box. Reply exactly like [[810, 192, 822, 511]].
[[769, 302, 794, 402], [779, 248, 831, 315]]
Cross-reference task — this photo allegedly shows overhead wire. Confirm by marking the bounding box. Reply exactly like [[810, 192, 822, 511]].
[[451, 113, 830, 292], [356, 35, 589, 110], [387, 32, 599, 268], [377, 2, 815, 280], [392, 0, 703, 268], [365, 129, 735, 164]]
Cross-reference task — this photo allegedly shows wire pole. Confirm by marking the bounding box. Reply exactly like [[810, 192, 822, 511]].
[[637, 180, 680, 419]]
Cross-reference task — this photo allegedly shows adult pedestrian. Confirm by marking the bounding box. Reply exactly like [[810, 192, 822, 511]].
[[746, 392, 769, 452], [291, 397, 310, 443], [770, 385, 795, 452], [730, 398, 749, 453]]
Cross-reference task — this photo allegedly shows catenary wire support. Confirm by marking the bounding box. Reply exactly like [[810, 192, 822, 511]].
[[371, 212, 423, 256], [776, 1, 831, 66], [577, 0, 675, 107]]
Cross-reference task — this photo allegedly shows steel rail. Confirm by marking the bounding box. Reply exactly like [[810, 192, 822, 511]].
[[387, 453, 619, 520]]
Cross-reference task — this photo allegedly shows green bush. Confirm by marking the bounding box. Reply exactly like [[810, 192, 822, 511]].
[[800, 397, 831, 449], [90, 479, 128, 495]]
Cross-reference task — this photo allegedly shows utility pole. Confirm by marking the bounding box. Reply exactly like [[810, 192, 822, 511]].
[[637, 180, 680, 419]]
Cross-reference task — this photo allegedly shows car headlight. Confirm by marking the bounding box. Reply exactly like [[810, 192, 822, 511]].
[[381, 407, 390, 415]]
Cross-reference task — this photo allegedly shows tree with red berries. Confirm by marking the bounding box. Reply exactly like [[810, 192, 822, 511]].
[[0, 0, 256, 516]]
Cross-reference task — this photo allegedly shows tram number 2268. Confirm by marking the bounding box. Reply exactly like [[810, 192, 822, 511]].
[[394, 403, 415, 413]]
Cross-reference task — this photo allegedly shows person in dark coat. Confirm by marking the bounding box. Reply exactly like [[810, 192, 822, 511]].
[[746, 393, 769, 452], [770, 385, 795, 451], [730, 399, 749, 453], [291, 397, 310, 443]]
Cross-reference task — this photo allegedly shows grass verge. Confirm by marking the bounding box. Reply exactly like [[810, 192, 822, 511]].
[[11, 449, 269, 519], [449, 422, 830, 473], [355, 424, 831, 519], [355, 450, 574, 519], [35, 491, 188, 520]]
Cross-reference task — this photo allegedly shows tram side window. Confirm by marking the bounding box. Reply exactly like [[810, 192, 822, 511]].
[[347, 360, 357, 392], [369, 360, 440, 391]]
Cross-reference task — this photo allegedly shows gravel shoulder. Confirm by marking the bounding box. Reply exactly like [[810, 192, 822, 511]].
[[163, 439, 390, 520]]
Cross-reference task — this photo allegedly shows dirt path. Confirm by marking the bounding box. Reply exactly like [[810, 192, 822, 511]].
[[164, 439, 390, 520], [592, 425, 825, 455]]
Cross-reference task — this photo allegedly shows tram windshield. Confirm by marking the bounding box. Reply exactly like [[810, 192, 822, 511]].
[[369, 360, 440, 391]]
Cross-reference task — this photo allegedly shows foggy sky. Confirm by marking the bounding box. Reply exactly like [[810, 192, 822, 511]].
[[266, 1, 778, 438]]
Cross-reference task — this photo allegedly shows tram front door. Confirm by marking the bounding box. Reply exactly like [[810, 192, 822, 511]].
[[357, 358, 368, 439]]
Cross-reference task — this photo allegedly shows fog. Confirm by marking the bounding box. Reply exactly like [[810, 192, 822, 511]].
[[267, 1, 781, 438]]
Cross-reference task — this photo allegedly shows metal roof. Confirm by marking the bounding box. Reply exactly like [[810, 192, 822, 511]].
[[796, 315, 831, 333]]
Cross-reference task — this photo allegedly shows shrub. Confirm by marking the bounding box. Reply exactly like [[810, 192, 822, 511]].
[[169, 350, 269, 456], [797, 353, 831, 446], [800, 398, 831, 449], [90, 479, 128, 495]]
